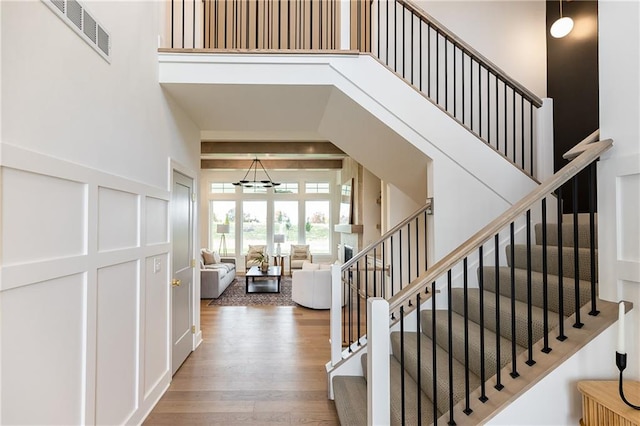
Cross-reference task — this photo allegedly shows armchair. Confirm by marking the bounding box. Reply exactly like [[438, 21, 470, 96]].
[[289, 244, 312, 275], [245, 244, 268, 271]]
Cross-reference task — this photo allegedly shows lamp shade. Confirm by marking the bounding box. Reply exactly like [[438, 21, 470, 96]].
[[273, 234, 285, 243], [550, 16, 573, 38], [216, 224, 230, 234]]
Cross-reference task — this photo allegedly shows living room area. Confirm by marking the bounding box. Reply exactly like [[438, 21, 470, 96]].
[[197, 141, 393, 305]]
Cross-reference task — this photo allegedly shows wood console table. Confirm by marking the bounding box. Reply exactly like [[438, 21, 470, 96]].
[[578, 380, 640, 426]]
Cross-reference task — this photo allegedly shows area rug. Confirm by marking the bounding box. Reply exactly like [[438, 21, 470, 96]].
[[207, 276, 296, 307]]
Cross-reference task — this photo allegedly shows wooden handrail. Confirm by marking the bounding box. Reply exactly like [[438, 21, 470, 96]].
[[387, 133, 612, 314], [394, 0, 543, 108], [341, 199, 432, 271]]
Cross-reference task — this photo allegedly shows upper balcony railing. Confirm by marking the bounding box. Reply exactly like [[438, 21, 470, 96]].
[[162, 0, 544, 179]]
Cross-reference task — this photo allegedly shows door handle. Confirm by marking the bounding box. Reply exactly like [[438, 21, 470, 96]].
[[171, 279, 181, 287]]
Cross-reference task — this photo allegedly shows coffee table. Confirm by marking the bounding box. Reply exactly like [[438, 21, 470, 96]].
[[245, 265, 282, 293]]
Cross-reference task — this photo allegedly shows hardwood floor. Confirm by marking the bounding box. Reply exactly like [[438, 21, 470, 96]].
[[144, 301, 340, 425]]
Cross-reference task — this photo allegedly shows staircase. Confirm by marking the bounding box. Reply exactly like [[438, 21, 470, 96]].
[[331, 136, 621, 425]]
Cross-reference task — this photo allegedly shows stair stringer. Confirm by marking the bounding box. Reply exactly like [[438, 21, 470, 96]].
[[442, 299, 623, 426], [159, 52, 540, 264]]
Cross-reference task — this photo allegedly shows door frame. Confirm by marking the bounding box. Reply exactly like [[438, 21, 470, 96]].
[[169, 160, 202, 361]]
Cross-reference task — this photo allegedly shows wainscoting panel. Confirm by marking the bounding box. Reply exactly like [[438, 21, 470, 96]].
[[143, 254, 170, 398], [1, 144, 178, 425], [619, 173, 640, 263], [1, 167, 86, 265], [146, 196, 169, 245], [0, 273, 86, 425], [96, 260, 140, 425], [98, 186, 140, 252]]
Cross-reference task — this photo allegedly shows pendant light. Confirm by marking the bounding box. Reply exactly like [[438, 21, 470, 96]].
[[550, 0, 574, 39]]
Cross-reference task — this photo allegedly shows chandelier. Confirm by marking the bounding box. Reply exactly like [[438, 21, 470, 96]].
[[231, 157, 281, 188]]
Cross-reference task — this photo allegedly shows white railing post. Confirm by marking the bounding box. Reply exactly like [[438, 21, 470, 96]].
[[340, 0, 351, 50], [330, 264, 343, 366], [367, 298, 390, 426], [536, 98, 555, 181]]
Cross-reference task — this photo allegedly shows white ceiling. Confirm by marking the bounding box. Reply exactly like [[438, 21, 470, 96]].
[[161, 82, 430, 202]]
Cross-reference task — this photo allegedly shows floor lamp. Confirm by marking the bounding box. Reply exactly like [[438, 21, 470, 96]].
[[217, 224, 229, 256]]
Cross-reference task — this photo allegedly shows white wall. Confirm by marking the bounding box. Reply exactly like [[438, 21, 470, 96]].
[[0, 1, 200, 424], [597, 0, 640, 380], [417, 0, 547, 98]]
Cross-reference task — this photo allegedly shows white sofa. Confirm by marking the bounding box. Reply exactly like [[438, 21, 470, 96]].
[[200, 249, 236, 299], [291, 262, 344, 309]]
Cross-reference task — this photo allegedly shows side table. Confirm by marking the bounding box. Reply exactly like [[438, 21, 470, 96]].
[[578, 380, 640, 426], [272, 255, 285, 277]]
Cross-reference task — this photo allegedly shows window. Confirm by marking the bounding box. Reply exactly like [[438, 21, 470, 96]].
[[305, 182, 330, 193], [210, 201, 236, 254], [274, 183, 298, 194], [305, 200, 330, 253], [242, 185, 267, 194], [274, 201, 299, 253], [210, 182, 236, 194], [242, 200, 267, 253]]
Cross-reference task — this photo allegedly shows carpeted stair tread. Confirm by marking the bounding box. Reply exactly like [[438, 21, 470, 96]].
[[534, 222, 597, 249], [508, 244, 596, 282], [360, 354, 440, 425], [451, 288, 562, 348], [421, 309, 526, 380], [333, 375, 367, 426], [480, 266, 592, 316], [390, 331, 475, 416]]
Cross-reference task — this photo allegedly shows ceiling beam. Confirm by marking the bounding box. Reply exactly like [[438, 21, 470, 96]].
[[201, 141, 345, 155], [201, 159, 343, 170]]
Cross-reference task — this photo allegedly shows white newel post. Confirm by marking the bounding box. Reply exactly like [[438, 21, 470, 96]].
[[340, 0, 351, 50], [536, 98, 555, 181], [330, 264, 343, 366], [367, 298, 390, 426]]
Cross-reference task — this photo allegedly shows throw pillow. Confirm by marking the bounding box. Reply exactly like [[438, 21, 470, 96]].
[[202, 249, 215, 265], [212, 251, 221, 264]]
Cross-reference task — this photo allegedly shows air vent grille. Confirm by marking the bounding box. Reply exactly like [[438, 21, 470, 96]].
[[51, 0, 64, 13], [82, 10, 97, 43], [66, 0, 82, 30], [97, 26, 109, 56], [43, 0, 110, 62]]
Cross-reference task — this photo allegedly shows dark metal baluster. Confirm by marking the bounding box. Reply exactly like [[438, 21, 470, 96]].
[[512, 89, 516, 164], [373, 247, 378, 298], [525, 209, 536, 366], [431, 280, 438, 426], [504, 81, 507, 158], [520, 97, 525, 169], [410, 11, 414, 85], [287, 0, 290, 48], [424, 210, 428, 270], [201, 0, 205, 47], [478, 245, 488, 402], [471, 59, 474, 135], [509, 222, 520, 377], [407, 222, 411, 284], [445, 38, 448, 111], [399, 228, 403, 289], [415, 217, 420, 280], [400, 306, 406, 425], [572, 175, 583, 328], [246, 0, 250, 48], [463, 257, 473, 414], [494, 234, 503, 390], [394, 0, 397, 70], [453, 45, 457, 118], [356, 264, 362, 345], [487, 69, 490, 147], [436, 31, 439, 104], [447, 269, 455, 424], [402, 3, 405, 78], [181, 0, 185, 48], [416, 293, 422, 425], [529, 105, 534, 175], [171, 0, 175, 48], [588, 162, 599, 316], [541, 198, 551, 353], [278, 0, 281, 48], [190, 0, 195, 47], [495, 76, 499, 153], [419, 19, 422, 91], [427, 24, 431, 98], [391, 235, 395, 295], [557, 186, 567, 341]]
